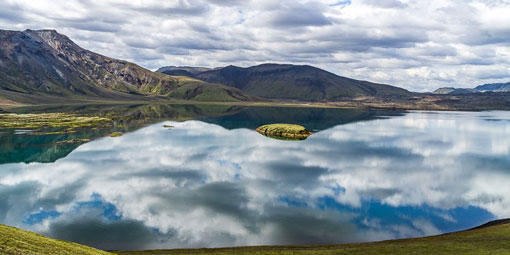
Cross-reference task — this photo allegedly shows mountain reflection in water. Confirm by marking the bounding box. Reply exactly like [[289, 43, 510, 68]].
[[0, 106, 509, 251], [0, 104, 395, 164]]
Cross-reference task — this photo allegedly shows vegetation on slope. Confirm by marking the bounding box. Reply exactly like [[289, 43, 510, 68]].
[[115, 220, 510, 255], [168, 76, 257, 102], [1, 218, 509, 254], [0, 224, 112, 255], [189, 64, 411, 101], [0, 29, 256, 104]]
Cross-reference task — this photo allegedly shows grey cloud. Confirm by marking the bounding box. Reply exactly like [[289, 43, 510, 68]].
[[129, 168, 206, 185], [474, 68, 510, 80], [192, 182, 252, 219], [0, 180, 85, 226], [154, 182, 253, 221], [206, 0, 247, 6], [257, 206, 360, 245], [124, 1, 209, 17], [303, 27, 429, 53], [267, 2, 333, 28], [123, 32, 247, 53], [0, 182, 40, 223], [46, 215, 174, 250], [264, 162, 329, 186], [57, 19, 122, 33], [362, 0, 407, 8], [463, 28, 510, 46], [418, 45, 458, 57], [0, 2, 27, 23]]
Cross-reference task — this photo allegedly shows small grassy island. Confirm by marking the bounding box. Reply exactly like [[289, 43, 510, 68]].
[[109, 132, 123, 137], [256, 124, 312, 140]]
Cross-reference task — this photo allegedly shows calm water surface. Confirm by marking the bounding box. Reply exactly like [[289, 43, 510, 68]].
[[1, 105, 509, 250]]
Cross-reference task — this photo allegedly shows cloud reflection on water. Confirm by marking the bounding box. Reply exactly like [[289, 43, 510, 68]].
[[0, 111, 509, 250]]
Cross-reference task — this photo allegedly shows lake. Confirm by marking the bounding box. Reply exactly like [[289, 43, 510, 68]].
[[0, 104, 509, 251]]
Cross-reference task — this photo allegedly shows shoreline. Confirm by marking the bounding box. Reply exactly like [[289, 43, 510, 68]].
[[1, 98, 507, 112]]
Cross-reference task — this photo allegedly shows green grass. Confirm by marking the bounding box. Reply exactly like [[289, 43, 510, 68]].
[[0, 113, 112, 129], [109, 132, 123, 137], [257, 123, 309, 133], [115, 221, 510, 255], [0, 224, 112, 255], [1, 221, 510, 255]]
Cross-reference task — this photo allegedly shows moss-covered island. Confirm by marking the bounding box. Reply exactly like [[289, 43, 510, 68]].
[[256, 124, 312, 140]]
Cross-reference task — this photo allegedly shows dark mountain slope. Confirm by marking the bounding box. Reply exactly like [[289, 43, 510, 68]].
[[0, 29, 256, 103], [157, 66, 213, 76], [475, 82, 510, 92], [189, 64, 411, 101]]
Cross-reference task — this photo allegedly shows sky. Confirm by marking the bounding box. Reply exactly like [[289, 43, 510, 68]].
[[0, 0, 509, 91]]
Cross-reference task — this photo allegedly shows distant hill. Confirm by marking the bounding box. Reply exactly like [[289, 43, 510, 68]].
[[158, 64, 411, 101], [433, 87, 479, 95], [433, 82, 510, 95], [156, 66, 214, 76], [0, 29, 256, 104], [475, 82, 510, 92]]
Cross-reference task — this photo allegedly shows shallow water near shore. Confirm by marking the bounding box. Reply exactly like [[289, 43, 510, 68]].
[[0, 104, 509, 251]]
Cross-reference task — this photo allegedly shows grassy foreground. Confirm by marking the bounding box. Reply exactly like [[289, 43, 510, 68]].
[[117, 220, 510, 255], [0, 224, 112, 255], [2, 220, 510, 255]]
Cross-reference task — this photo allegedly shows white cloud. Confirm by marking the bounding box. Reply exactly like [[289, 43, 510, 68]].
[[1, 0, 509, 91]]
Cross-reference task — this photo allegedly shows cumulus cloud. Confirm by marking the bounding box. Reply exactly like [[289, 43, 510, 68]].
[[0, 110, 509, 249], [0, 0, 509, 90]]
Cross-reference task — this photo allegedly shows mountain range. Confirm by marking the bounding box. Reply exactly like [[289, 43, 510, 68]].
[[475, 82, 510, 92], [0, 29, 256, 104], [0, 29, 413, 105], [158, 64, 411, 101], [1, 29, 509, 111], [433, 82, 510, 95], [156, 66, 215, 76]]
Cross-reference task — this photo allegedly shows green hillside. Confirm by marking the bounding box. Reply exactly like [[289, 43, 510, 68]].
[[116, 220, 510, 255], [0, 29, 256, 104], [191, 64, 411, 101], [0, 224, 112, 255], [1, 220, 509, 255]]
